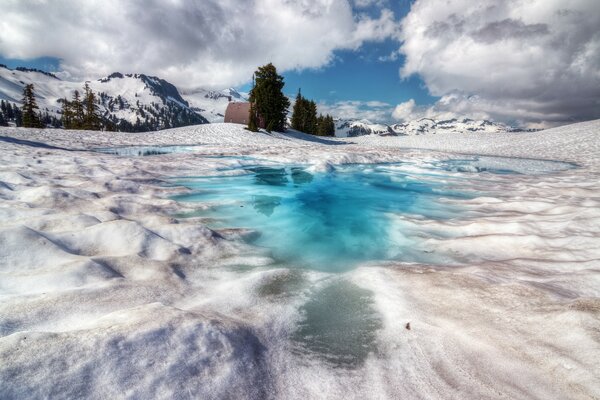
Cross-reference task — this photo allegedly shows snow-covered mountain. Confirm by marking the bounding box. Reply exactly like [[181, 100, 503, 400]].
[[181, 88, 247, 123], [0, 65, 247, 131], [335, 119, 394, 137], [1, 65, 522, 135], [335, 117, 517, 137], [390, 118, 514, 135]]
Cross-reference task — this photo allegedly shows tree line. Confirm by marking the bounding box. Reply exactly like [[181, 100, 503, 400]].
[[291, 90, 335, 136], [246, 63, 335, 136], [2, 83, 105, 130], [0, 90, 62, 128], [60, 83, 103, 130]]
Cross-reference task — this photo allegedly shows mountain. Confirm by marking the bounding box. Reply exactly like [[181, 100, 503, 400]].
[[0, 65, 245, 131], [1, 65, 523, 135], [335, 119, 394, 137], [180, 88, 247, 123], [335, 117, 518, 137]]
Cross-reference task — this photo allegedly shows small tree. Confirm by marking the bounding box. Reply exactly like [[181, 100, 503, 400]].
[[291, 89, 304, 131], [248, 101, 259, 132], [71, 90, 84, 129], [249, 63, 289, 132], [83, 83, 101, 130], [21, 84, 41, 128], [61, 98, 73, 129]]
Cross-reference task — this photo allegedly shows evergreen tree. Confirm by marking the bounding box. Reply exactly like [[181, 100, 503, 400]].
[[0, 110, 7, 127], [290, 90, 320, 135], [83, 83, 101, 130], [61, 98, 73, 129], [247, 101, 259, 132], [21, 84, 41, 128], [305, 100, 317, 134], [13, 104, 22, 126], [326, 115, 335, 136], [316, 114, 326, 136], [291, 89, 304, 131], [6, 101, 15, 120], [71, 90, 84, 129], [249, 63, 289, 132]]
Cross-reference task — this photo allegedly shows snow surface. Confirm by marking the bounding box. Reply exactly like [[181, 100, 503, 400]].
[[0, 120, 599, 399]]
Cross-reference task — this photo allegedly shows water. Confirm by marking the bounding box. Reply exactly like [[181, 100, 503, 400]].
[[170, 155, 576, 368], [172, 162, 473, 272]]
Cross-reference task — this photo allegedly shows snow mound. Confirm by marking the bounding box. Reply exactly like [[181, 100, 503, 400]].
[[0, 303, 270, 400]]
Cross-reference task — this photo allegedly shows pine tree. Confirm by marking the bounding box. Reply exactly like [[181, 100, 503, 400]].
[[21, 84, 41, 128], [61, 98, 73, 129], [0, 110, 7, 127], [71, 90, 84, 129], [290, 90, 320, 135], [248, 101, 259, 132], [291, 89, 304, 131], [13, 104, 22, 126], [326, 115, 335, 136], [249, 63, 290, 132], [83, 83, 101, 130], [6, 101, 15, 120]]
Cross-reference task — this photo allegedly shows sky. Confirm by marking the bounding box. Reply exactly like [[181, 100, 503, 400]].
[[1, 0, 599, 128]]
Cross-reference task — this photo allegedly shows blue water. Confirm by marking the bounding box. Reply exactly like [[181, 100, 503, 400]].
[[172, 163, 474, 272]]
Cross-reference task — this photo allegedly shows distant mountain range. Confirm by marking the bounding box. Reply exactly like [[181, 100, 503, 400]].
[[1, 65, 527, 135], [0, 65, 247, 131], [334, 117, 533, 137]]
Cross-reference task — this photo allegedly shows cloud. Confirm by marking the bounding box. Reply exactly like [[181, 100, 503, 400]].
[[318, 100, 393, 122], [398, 0, 600, 127], [0, 0, 398, 89], [391, 99, 415, 121]]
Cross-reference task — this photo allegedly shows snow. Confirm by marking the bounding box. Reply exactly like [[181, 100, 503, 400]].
[[0, 120, 599, 399], [0, 66, 237, 125], [182, 88, 247, 123]]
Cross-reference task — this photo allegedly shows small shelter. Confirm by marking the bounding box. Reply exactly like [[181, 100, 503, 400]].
[[224, 102, 265, 128]]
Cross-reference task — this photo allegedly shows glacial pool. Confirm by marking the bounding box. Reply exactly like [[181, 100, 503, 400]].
[[170, 155, 575, 272]]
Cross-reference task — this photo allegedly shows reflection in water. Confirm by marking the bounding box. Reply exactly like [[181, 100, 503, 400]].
[[292, 280, 382, 368], [291, 167, 314, 185], [249, 167, 289, 186], [252, 195, 282, 217]]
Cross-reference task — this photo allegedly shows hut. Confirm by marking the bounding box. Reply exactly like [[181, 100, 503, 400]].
[[224, 102, 265, 128]]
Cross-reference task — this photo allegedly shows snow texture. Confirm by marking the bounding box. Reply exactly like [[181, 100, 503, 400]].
[[0, 120, 599, 399]]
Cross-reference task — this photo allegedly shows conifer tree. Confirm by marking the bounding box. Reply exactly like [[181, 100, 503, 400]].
[[291, 89, 304, 131], [13, 104, 22, 126], [248, 101, 259, 132], [326, 115, 335, 136], [61, 98, 73, 129], [6, 101, 15, 120], [21, 84, 41, 128], [83, 83, 101, 130], [249, 63, 289, 132], [71, 90, 84, 129], [0, 110, 7, 127]]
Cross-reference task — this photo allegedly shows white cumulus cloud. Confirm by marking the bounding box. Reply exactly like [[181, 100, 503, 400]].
[[391, 99, 415, 121], [397, 0, 600, 127], [0, 0, 398, 89]]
